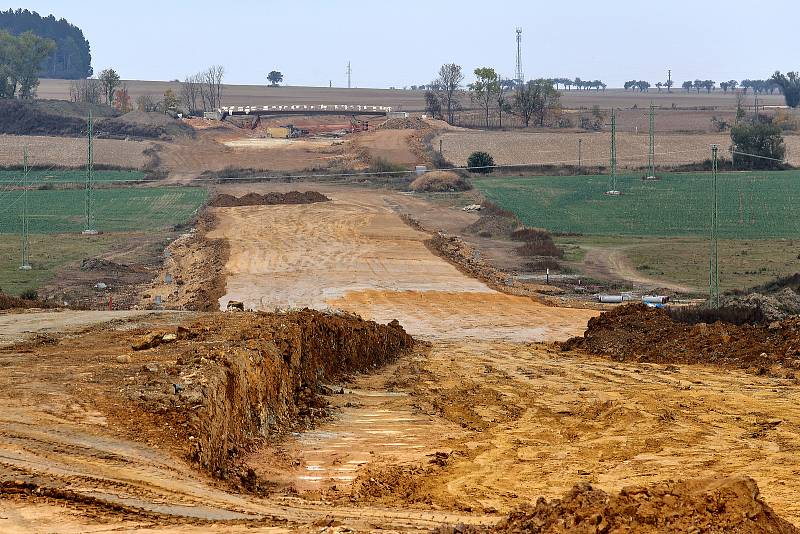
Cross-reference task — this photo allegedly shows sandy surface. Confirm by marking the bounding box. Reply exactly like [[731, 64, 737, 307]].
[[0, 309, 156, 346], [209, 189, 596, 341]]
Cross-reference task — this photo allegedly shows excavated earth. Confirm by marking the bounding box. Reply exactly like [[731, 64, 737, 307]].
[[3, 182, 800, 532], [208, 191, 330, 208], [564, 304, 800, 376]]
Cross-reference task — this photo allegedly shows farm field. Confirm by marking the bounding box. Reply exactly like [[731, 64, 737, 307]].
[[0, 169, 146, 184], [473, 171, 800, 238], [0, 134, 153, 168], [437, 130, 800, 168], [0, 186, 206, 234], [35, 79, 786, 111]]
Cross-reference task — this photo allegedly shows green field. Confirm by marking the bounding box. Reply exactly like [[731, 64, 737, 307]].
[[0, 169, 146, 184], [0, 186, 207, 234], [473, 171, 800, 238]]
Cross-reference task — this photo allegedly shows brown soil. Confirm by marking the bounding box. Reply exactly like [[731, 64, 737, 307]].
[[441, 476, 798, 533], [563, 303, 800, 375], [379, 117, 431, 130], [208, 191, 329, 207], [0, 292, 51, 310], [410, 171, 471, 192], [141, 211, 229, 311]]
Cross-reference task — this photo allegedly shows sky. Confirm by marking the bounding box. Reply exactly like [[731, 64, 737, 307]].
[[5, 1, 799, 88]]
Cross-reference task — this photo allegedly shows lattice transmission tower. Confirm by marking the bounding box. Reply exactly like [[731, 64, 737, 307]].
[[515, 28, 524, 85]]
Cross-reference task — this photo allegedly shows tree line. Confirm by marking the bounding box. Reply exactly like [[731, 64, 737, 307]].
[[0, 9, 91, 79], [423, 64, 564, 128]]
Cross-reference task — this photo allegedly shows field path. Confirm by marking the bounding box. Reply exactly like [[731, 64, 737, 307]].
[[579, 244, 697, 293]]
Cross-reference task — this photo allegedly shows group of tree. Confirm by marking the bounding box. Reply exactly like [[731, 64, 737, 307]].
[[69, 67, 122, 106], [551, 78, 606, 91], [623, 80, 652, 92], [424, 63, 564, 129], [0, 30, 55, 98], [680, 78, 784, 94], [180, 65, 225, 115], [0, 9, 91, 79]]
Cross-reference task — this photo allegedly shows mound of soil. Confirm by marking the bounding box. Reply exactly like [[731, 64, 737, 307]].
[[410, 171, 472, 192], [209, 191, 330, 207], [465, 476, 797, 533], [0, 100, 192, 140], [715, 274, 800, 322], [379, 117, 430, 130], [465, 200, 523, 238], [0, 292, 53, 311], [120, 310, 414, 480], [563, 304, 800, 375]]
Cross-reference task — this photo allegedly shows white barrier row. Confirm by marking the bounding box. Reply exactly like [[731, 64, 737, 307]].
[[218, 104, 392, 114]]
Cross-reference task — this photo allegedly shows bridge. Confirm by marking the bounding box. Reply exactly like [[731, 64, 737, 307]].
[[218, 104, 393, 118]]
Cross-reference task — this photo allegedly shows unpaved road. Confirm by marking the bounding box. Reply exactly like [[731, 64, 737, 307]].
[[210, 188, 596, 341], [0, 310, 156, 346], [578, 244, 697, 293], [3, 183, 800, 531]]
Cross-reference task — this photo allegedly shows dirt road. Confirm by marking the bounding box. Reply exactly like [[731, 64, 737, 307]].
[[210, 188, 596, 341], [0, 309, 156, 346], [578, 244, 697, 293]]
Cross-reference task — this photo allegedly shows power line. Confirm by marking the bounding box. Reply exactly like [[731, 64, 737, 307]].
[[83, 110, 97, 235], [19, 146, 31, 271], [709, 144, 720, 307]]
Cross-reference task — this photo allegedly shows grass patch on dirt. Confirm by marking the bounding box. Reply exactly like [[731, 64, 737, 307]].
[[473, 171, 800, 238], [556, 235, 800, 292], [0, 233, 121, 295], [0, 186, 207, 234]]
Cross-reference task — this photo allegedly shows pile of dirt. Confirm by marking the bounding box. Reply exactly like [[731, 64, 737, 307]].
[[410, 171, 472, 192], [562, 303, 800, 375], [118, 311, 414, 482], [143, 211, 229, 311], [511, 228, 564, 259], [716, 274, 800, 322], [378, 117, 430, 130], [209, 191, 330, 207], [440, 476, 798, 533], [0, 100, 192, 140]]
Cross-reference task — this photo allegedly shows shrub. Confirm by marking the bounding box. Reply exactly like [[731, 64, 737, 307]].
[[730, 121, 786, 170], [467, 151, 494, 174], [371, 157, 408, 175], [512, 227, 564, 258], [19, 289, 38, 300], [410, 171, 472, 192]]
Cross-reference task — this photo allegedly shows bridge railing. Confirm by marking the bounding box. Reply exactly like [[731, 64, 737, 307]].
[[218, 104, 393, 115]]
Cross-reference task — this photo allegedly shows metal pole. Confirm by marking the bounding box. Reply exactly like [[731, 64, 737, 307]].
[[648, 100, 656, 178], [83, 110, 96, 235], [610, 109, 617, 191], [20, 146, 31, 270], [710, 144, 720, 308], [578, 139, 582, 168]]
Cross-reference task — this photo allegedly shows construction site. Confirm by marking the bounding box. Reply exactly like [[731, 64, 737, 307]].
[[3, 5, 800, 532]]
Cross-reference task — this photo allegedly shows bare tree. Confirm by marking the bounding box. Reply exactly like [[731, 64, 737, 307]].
[[200, 65, 225, 109], [181, 74, 201, 115], [435, 63, 463, 124], [69, 78, 102, 104]]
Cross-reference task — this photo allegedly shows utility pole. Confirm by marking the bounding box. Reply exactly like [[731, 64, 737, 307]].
[[19, 146, 31, 271], [346, 62, 351, 89], [515, 28, 524, 85], [667, 69, 672, 92], [82, 110, 97, 235], [709, 144, 720, 308], [647, 100, 656, 179], [608, 109, 618, 193], [578, 138, 582, 168]]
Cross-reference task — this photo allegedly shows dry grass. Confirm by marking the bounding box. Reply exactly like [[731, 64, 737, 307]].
[[0, 135, 152, 168], [410, 171, 470, 192], [436, 130, 800, 169]]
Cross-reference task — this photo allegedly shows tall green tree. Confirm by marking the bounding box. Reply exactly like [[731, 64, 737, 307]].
[[730, 121, 786, 170], [513, 79, 561, 127], [771, 71, 800, 108], [267, 70, 283, 86], [99, 68, 120, 105], [0, 8, 92, 79], [0, 29, 54, 98], [470, 67, 499, 128]]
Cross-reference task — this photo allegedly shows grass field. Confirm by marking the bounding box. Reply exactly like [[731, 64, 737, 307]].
[[474, 171, 800, 239], [0, 169, 146, 184], [0, 186, 207, 234]]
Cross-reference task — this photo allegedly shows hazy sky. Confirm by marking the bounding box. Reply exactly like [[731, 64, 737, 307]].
[[7, 1, 798, 88]]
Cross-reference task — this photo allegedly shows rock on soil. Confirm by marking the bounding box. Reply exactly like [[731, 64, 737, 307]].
[[562, 304, 800, 375], [209, 191, 330, 207], [440, 476, 798, 533]]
